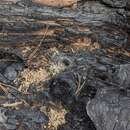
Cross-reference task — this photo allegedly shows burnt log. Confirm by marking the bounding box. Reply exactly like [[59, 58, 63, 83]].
[[0, 1, 130, 130], [0, 0, 129, 49]]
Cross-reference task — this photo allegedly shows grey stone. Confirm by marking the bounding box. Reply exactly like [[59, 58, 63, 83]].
[[11, 63, 23, 71], [4, 66, 17, 81], [0, 62, 8, 71], [87, 88, 130, 130]]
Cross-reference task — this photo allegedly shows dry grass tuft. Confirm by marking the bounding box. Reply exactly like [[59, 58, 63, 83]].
[[70, 38, 100, 52], [18, 68, 49, 92], [47, 106, 67, 130]]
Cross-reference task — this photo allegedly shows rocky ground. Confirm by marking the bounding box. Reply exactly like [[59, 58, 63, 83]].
[[0, 0, 130, 130]]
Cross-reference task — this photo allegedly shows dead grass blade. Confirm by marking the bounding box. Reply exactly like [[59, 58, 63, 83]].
[[27, 25, 49, 64]]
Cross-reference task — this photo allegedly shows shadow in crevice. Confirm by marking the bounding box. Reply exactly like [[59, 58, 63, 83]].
[[48, 76, 97, 130], [57, 102, 96, 130]]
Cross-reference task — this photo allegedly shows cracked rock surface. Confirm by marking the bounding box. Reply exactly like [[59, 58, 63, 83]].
[[87, 88, 130, 130]]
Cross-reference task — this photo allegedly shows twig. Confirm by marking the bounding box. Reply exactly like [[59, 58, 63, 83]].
[[27, 25, 49, 64], [0, 84, 8, 95], [0, 82, 21, 93], [0, 82, 30, 107], [2, 101, 23, 107], [0, 59, 17, 62], [75, 73, 86, 96]]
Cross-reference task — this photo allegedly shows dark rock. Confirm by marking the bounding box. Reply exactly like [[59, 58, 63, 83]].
[[11, 63, 23, 72], [0, 62, 8, 71], [3, 63, 23, 81], [0, 49, 24, 84], [49, 72, 77, 106], [87, 88, 130, 130]]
